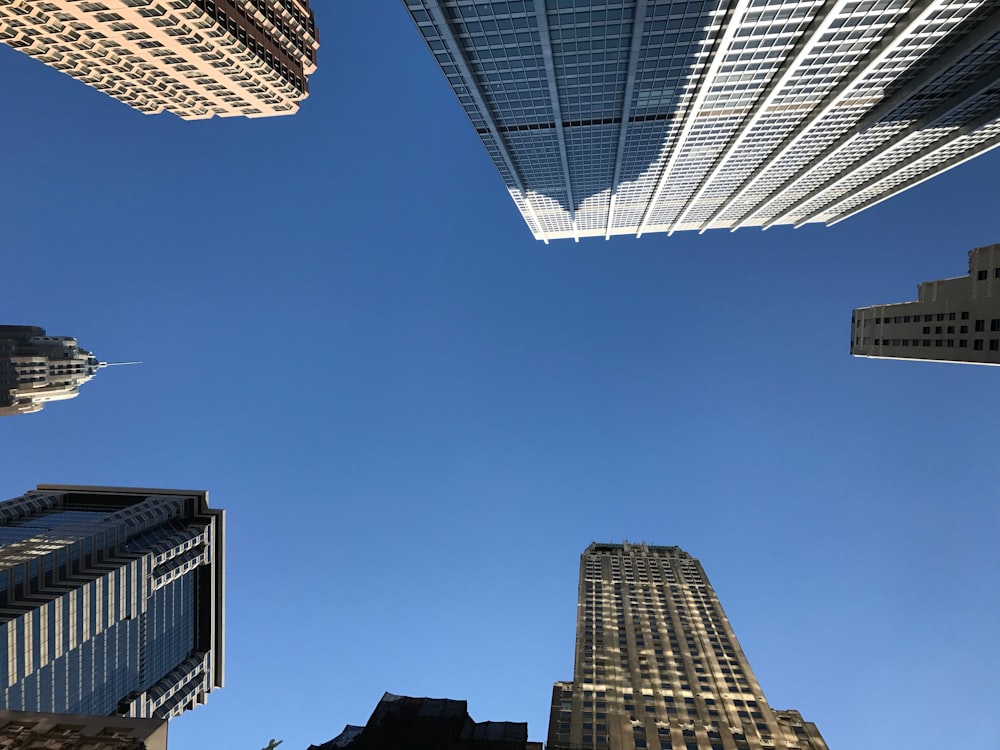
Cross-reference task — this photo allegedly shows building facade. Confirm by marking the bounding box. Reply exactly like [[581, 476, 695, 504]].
[[0, 0, 319, 119], [852, 242, 1000, 365], [0, 326, 104, 418], [547, 543, 827, 750], [404, 0, 1000, 242], [0, 709, 167, 750], [0, 485, 224, 720], [310, 692, 541, 750]]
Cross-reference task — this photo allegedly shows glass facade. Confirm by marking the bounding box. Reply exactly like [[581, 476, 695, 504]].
[[0, 486, 224, 720], [406, 0, 1000, 241]]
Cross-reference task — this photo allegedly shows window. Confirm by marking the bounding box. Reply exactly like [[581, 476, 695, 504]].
[[923, 339, 931, 346], [935, 326, 942, 334], [935, 340, 942, 347], [974, 340, 984, 350], [977, 270, 988, 280], [923, 326, 930, 334], [875, 317, 881, 324], [961, 325, 969, 333], [975, 320, 985, 332], [962, 312, 970, 319], [995, 268, 1000, 278], [947, 326, 954, 333], [949, 312, 956, 320], [936, 313, 944, 321], [947, 339, 954, 347], [960, 340, 968, 348], [991, 320, 1000, 332], [991, 340, 999, 351], [924, 314, 933, 322], [903, 315, 911, 322]]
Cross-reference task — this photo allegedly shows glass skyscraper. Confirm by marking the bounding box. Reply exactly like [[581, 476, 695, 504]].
[[405, 0, 1000, 242], [547, 543, 827, 750], [0, 485, 224, 719]]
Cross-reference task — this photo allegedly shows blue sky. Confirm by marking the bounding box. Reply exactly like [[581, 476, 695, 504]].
[[1, 4, 999, 750]]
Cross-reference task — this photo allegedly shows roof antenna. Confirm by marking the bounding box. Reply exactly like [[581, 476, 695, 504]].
[[98, 361, 143, 368]]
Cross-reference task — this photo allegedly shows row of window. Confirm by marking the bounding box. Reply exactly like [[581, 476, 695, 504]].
[[975, 268, 1000, 280], [870, 338, 1000, 351]]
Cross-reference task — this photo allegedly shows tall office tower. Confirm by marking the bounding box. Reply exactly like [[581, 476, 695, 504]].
[[547, 543, 827, 750], [0, 326, 106, 418], [0, 485, 225, 720], [0, 709, 167, 750], [852, 242, 1000, 365], [404, 0, 1000, 242], [310, 692, 541, 750], [0, 0, 318, 120]]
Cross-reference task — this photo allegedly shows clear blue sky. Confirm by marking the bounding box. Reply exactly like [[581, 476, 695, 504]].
[[1, 5, 998, 750]]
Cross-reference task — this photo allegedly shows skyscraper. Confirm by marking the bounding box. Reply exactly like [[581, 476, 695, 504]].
[[404, 1, 1000, 242], [852, 242, 1000, 365], [0, 0, 319, 120], [0, 485, 224, 720], [0, 326, 106, 418], [547, 543, 827, 750]]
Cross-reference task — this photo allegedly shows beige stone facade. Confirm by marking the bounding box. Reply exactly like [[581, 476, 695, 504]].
[[547, 543, 828, 750], [0, 710, 167, 750], [0, 0, 318, 119], [852, 243, 1000, 366]]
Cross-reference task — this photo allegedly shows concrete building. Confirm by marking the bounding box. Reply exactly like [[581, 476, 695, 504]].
[[404, 1, 1000, 242], [852, 243, 1000, 365], [547, 542, 827, 750], [0, 485, 224, 720], [310, 693, 541, 750], [0, 326, 106, 418], [0, 0, 318, 119], [0, 709, 167, 750]]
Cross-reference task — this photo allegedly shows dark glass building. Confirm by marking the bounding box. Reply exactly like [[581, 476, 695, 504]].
[[0, 486, 224, 720], [548, 542, 827, 750]]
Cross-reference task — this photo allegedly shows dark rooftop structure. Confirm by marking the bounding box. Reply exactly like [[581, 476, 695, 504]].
[[309, 693, 539, 750]]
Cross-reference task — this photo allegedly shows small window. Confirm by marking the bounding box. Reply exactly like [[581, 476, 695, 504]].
[[974, 340, 984, 350], [894, 316, 902, 323], [961, 325, 969, 333], [977, 270, 988, 280], [947, 326, 954, 333], [923, 339, 931, 346], [975, 320, 985, 332], [960, 340, 968, 348], [903, 315, 911, 322], [924, 314, 933, 322], [935, 340, 942, 347], [962, 311, 970, 319], [936, 313, 944, 321], [935, 326, 942, 334], [991, 319, 1000, 332], [923, 326, 931, 334], [946, 339, 954, 347], [874, 339, 880, 345], [875, 317, 882, 324], [991, 340, 999, 351], [949, 312, 956, 320], [995, 268, 1000, 278]]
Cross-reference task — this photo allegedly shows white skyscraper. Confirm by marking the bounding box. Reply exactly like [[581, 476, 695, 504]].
[[405, 0, 1000, 242]]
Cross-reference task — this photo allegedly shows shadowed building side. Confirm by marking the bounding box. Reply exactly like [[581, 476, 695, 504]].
[[0, 709, 168, 750], [309, 693, 541, 750]]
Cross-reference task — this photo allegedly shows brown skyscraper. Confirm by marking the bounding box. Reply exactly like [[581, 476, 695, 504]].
[[0, 0, 319, 119], [548, 543, 827, 750]]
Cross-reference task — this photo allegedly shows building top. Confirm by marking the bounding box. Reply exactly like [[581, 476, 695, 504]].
[[0, 325, 110, 417], [852, 243, 1000, 365], [310, 693, 532, 750]]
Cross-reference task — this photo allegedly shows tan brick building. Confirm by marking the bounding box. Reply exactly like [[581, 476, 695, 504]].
[[0, 0, 319, 119]]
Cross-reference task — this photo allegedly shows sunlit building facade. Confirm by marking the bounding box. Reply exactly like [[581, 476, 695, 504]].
[[404, 0, 1000, 242], [0, 709, 167, 750], [0, 326, 104, 418], [0, 0, 319, 119], [0, 485, 225, 720], [852, 242, 1000, 365], [547, 542, 827, 750]]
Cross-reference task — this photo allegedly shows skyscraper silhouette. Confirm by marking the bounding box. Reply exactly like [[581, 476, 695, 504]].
[[547, 543, 827, 750]]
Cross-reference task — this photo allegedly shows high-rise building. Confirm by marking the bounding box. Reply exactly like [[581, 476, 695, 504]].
[[310, 692, 541, 750], [404, 1, 1000, 242], [0, 0, 319, 120], [547, 542, 827, 750], [0, 709, 167, 750], [0, 485, 225, 720], [852, 242, 1000, 365], [0, 326, 106, 418]]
